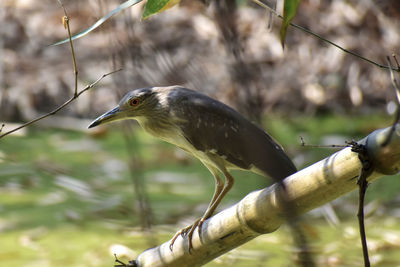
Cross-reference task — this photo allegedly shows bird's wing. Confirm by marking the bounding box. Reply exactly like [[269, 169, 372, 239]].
[[171, 89, 297, 180]]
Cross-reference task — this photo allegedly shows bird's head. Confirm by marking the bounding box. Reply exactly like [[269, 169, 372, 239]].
[[88, 87, 161, 128]]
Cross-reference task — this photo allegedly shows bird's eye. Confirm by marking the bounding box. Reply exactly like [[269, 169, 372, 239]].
[[130, 98, 140, 106]]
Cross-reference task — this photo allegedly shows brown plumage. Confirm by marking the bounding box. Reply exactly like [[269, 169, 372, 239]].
[[89, 86, 297, 250]]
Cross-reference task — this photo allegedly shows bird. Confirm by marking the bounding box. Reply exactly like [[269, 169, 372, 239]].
[[88, 85, 297, 251]]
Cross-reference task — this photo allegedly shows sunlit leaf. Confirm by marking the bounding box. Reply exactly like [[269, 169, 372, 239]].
[[51, 0, 143, 46], [280, 0, 300, 48], [141, 0, 180, 20]]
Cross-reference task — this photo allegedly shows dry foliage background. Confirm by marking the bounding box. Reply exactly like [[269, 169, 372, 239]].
[[1, 0, 400, 125], [1, 1, 400, 266]]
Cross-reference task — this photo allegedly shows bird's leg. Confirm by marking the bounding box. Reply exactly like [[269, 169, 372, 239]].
[[180, 172, 233, 252], [178, 171, 234, 250], [203, 172, 225, 218], [199, 170, 234, 225], [196, 172, 224, 235], [169, 171, 224, 251]]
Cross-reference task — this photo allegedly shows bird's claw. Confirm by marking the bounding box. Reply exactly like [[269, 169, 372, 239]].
[[169, 226, 189, 251], [169, 218, 204, 252], [197, 217, 206, 236]]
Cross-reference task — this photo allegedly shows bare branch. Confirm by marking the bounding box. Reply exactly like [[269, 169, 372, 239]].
[[299, 136, 348, 148], [0, 2, 121, 139], [57, 0, 78, 96], [351, 142, 373, 267], [387, 56, 400, 104], [131, 125, 400, 266], [252, 0, 400, 72], [0, 69, 121, 139], [392, 54, 400, 69], [382, 56, 400, 146]]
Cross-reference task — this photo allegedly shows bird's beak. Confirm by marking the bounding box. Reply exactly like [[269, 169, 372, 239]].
[[88, 106, 122, 128]]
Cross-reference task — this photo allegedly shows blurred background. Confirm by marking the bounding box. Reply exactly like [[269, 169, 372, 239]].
[[1, 0, 400, 266]]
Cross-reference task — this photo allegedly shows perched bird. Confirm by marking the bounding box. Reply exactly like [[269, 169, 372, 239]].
[[88, 86, 297, 250]]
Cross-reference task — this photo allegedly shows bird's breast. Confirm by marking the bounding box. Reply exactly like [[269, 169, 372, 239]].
[[138, 118, 194, 152], [139, 120, 227, 170]]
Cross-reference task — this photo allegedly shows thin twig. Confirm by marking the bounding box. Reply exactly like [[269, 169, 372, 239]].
[[252, 0, 400, 72], [114, 254, 137, 267], [0, 1, 121, 140], [387, 56, 400, 103], [58, 0, 79, 96], [392, 54, 400, 69], [299, 136, 348, 148], [357, 171, 370, 267], [114, 254, 127, 267], [382, 56, 400, 146], [350, 142, 373, 267], [0, 69, 121, 139]]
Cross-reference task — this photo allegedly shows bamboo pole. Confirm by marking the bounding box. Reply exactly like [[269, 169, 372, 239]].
[[131, 125, 400, 267]]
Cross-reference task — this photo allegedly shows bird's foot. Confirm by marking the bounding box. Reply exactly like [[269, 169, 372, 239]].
[[169, 218, 202, 252], [197, 217, 206, 236]]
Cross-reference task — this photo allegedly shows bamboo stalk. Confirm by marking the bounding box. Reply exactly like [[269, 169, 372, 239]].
[[132, 125, 400, 267]]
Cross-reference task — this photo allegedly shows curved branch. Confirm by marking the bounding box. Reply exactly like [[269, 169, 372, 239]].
[[0, 69, 120, 139], [252, 0, 400, 72], [131, 125, 400, 266], [0, 2, 120, 140]]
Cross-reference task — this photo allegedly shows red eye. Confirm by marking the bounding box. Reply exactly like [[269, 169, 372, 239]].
[[130, 98, 140, 106]]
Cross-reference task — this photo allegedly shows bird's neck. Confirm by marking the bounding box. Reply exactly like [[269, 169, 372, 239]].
[[136, 114, 177, 139], [135, 113, 193, 152]]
